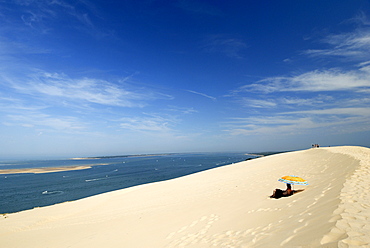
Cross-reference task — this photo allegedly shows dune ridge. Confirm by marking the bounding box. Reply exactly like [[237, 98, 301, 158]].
[[0, 146, 369, 247], [320, 146, 370, 247]]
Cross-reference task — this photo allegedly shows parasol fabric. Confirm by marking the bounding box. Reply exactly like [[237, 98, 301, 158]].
[[278, 175, 308, 185]]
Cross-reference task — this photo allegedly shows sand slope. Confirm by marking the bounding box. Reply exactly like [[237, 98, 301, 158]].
[[0, 146, 369, 247]]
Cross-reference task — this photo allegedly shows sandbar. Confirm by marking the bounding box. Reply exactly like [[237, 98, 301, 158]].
[[0, 164, 108, 174]]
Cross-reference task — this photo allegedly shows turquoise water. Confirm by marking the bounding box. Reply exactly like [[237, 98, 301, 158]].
[[0, 153, 254, 213]]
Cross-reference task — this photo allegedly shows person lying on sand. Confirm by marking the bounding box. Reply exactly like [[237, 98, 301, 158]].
[[270, 183, 293, 199]]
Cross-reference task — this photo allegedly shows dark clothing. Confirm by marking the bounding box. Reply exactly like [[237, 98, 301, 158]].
[[270, 188, 293, 198], [270, 184, 293, 199]]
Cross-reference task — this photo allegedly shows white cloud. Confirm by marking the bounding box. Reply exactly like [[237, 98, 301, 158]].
[[7, 71, 163, 107], [304, 26, 370, 60], [166, 105, 198, 114], [226, 21, 370, 138], [349, 11, 370, 26], [280, 96, 324, 106], [225, 116, 317, 136], [285, 107, 370, 117], [238, 95, 336, 109], [0, 39, 51, 56], [119, 115, 175, 132], [6, 113, 86, 131], [1, 0, 107, 38], [186, 90, 216, 100], [240, 98, 276, 108], [346, 97, 370, 105], [225, 106, 370, 136], [241, 68, 370, 93]]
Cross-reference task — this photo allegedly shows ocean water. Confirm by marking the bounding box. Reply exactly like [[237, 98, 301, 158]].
[[0, 153, 254, 214]]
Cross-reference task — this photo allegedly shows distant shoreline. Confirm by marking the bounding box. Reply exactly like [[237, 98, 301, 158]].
[[0, 164, 108, 175], [1, 152, 283, 175], [245, 151, 288, 157], [70, 153, 180, 160]]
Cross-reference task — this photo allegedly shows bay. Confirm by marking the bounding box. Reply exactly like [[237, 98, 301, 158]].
[[0, 153, 254, 214]]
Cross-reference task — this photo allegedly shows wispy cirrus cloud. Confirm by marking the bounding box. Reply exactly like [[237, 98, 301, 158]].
[[0, 89, 87, 132], [238, 66, 370, 93], [228, 67, 370, 135], [304, 13, 370, 62], [0, 69, 175, 133], [236, 23, 370, 95], [166, 105, 198, 114], [227, 20, 370, 137], [239, 98, 276, 108], [224, 115, 320, 136], [0, 38, 51, 56], [4, 70, 169, 108], [119, 113, 177, 133], [0, 93, 46, 112], [225, 106, 370, 136], [0, 0, 107, 37], [4, 112, 86, 131], [279, 95, 331, 106], [186, 90, 216, 100], [286, 107, 370, 116], [202, 35, 247, 59], [238, 95, 349, 110], [305, 30, 370, 60]]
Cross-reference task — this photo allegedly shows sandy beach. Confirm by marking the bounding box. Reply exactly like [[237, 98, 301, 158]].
[[0, 165, 92, 175], [0, 146, 369, 247], [0, 163, 111, 175]]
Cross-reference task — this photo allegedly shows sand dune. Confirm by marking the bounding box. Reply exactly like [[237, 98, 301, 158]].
[[0, 146, 369, 247]]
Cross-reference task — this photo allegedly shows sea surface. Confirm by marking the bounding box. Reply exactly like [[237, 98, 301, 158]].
[[0, 153, 255, 214]]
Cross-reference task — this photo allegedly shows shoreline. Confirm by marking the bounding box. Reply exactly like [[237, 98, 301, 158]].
[[0, 163, 108, 175], [1, 146, 369, 247], [70, 153, 180, 160]]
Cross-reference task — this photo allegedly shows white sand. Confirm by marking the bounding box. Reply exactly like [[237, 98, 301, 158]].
[[0, 165, 92, 174], [0, 163, 110, 175], [0, 146, 369, 247]]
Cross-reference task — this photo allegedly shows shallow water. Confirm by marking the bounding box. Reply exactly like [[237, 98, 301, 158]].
[[0, 153, 253, 213]]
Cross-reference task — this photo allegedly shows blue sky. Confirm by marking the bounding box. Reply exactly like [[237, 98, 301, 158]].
[[1, 0, 370, 158]]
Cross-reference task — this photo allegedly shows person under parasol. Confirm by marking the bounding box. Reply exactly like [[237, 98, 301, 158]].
[[270, 175, 308, 199]]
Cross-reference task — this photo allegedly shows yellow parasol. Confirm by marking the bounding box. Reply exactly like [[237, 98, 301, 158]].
[[278, 175, 308, 185]]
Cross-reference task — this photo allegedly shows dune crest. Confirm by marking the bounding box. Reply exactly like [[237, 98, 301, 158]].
[[320, 146, 370, 247]]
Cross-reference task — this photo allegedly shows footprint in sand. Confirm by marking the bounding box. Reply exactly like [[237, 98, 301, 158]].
[[166, 214, 220, 247]]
